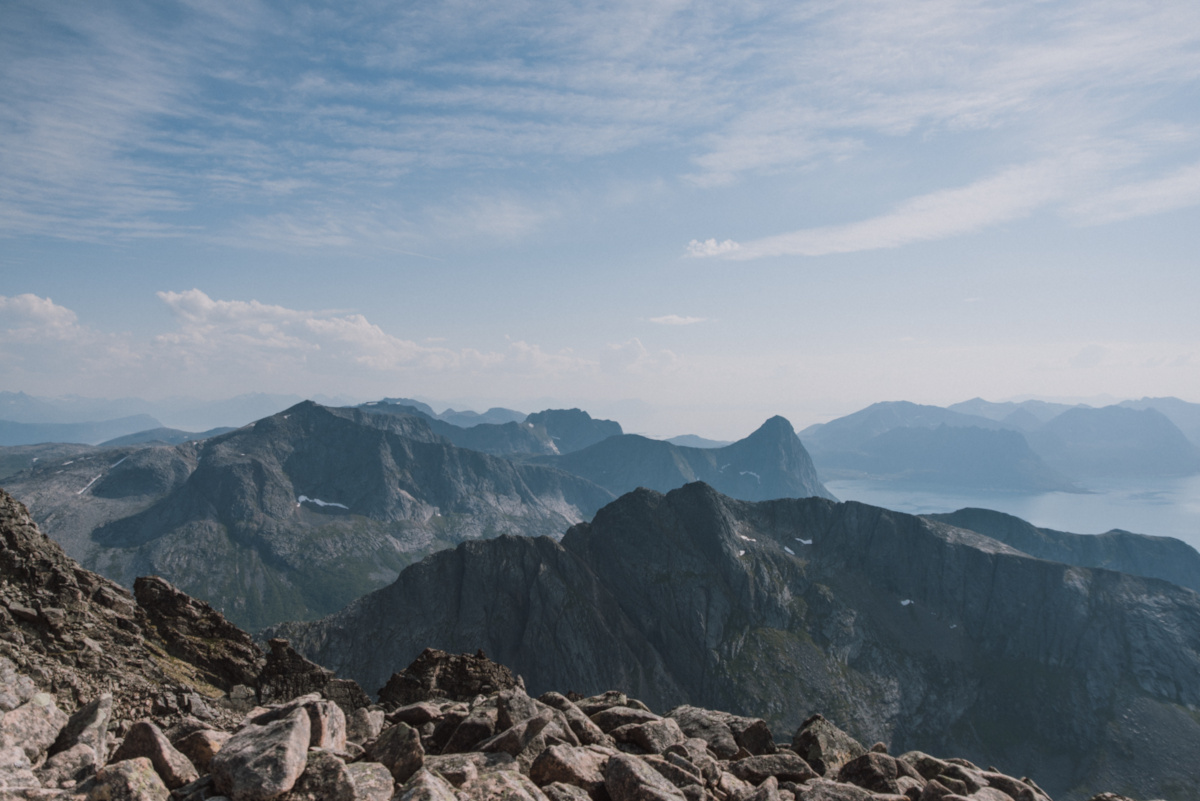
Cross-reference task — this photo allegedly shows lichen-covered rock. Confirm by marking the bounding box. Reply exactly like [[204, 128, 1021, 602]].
[[210, 706, 310, 801], [257, 639, 370, 712], [590, 707, 661, 734], [398, 768, 459, 801], [346, 761, 394, 801], [836, 752, 898, 794], [0, 745, 40, 791]]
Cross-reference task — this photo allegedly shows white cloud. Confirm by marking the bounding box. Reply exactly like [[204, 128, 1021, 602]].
[[0, 294, 83, 341], [685, 239, 740, 258], [649, 315, 707, 326], [693, 161, 1068, 259], [1068, 159, 1200, 224]]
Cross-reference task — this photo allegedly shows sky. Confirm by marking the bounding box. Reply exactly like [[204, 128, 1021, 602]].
[[2, 0, 1199, 439]]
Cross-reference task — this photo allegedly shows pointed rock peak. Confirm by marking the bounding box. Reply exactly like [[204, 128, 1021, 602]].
[[745, 415, 797, 441]]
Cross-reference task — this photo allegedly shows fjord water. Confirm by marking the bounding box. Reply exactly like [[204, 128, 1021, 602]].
[[827, 474, 1200, 552]]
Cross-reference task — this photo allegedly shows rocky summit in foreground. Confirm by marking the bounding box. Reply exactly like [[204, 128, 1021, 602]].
[[1, 633, 1137, 801], [276, 482, 1200, 800]]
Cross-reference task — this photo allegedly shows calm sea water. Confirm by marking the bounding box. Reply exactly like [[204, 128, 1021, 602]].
[[824, 475, 1200, 554]]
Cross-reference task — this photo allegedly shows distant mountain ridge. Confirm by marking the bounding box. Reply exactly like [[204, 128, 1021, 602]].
[[803, 398, 1200, 490], [928, 506, 1200, 593], [533, 415, 834, 502], [0, 414, 164, 446], [4, 401, 614, 629], [278, 481, 1200, 800]]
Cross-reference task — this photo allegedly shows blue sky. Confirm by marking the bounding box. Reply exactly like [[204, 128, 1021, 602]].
[[2, 0, 1199, 438]]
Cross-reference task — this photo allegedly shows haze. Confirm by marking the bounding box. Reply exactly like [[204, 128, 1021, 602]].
[[3, 1, 1199, 439]]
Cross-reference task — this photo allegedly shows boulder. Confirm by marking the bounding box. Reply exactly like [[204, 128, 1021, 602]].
[[744, 775, 781, 801], [836, 753, 899, 794], [424, 751, 517, 786], [610, 718, 685, 754], [368, 720, 424, 783], [604, 753, 687, 801], [47, 692, 112, 768], [0, 745, 40, 791], [542, 781, 595, 801], [210, 706, 311, 801], [0, 691, 69, 762], [529, 744, 613, 795], [346, 761, 396, 801], [791, 715, 865, 777], [478, 710, 554, 757], [175, 729, 230, 773], [667, 706, 774, 759], [730, 753, 818, 785], [38, 741, 96, 786], [347, 707, 386, 744], [538, 693, 611, 746], [590, 707, 661, 734], [640, 755, 704, 790], [304, 698, 347, 751], [399, 768, 460, 801], [110, 720, 199, 790], [88, 757, 170, 801], [460, 769, 551, 801], [792, 778, 872, 800]]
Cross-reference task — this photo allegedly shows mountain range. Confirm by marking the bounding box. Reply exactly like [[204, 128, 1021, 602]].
[[802, 397, 1200, 491], [2, 402, 830, 630], [276, 481, 1200, 801]]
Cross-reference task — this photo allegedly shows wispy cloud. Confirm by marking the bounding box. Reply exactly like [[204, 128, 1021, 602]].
[[690, 161, 1069, 258], [650, 315, 707, 326], [3, 0, 1200, 249]]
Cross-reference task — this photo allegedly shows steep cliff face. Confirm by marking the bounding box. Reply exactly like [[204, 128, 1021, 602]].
[[534, 416, 833, 502], [281, 482, 1200, 800], [927, 506, 1200, 593], [5, 401, 614, 630]]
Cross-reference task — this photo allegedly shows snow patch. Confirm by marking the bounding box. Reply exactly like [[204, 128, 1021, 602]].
[[738, 534, 756, 542], [297, 495, 349, 510], [900, 599, 913, 607], [110, 456, 128, 468], [784, 546, 795, 555], [739, 470, 760, 481], [950, 624, 958, 629], [77, 475, 101, 495], [62, 461, 74, 465], [795, 538, 812, 545], [737, 549, 746, 557]]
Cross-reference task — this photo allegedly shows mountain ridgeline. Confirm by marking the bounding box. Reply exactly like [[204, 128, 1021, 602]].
[[802, 398, 1200, 491], [533, 416, 834, 502], [277, 482, 1200, 801], [3, 403, 831, 630]]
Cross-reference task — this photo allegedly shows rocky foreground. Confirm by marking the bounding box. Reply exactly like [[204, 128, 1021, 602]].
[[1, 645, 1139, 801]]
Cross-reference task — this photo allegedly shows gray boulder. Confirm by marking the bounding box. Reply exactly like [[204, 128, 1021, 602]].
[[110, 719, 199, 790], [604, 753, 687, 801], [211, 706, 311, 801]]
